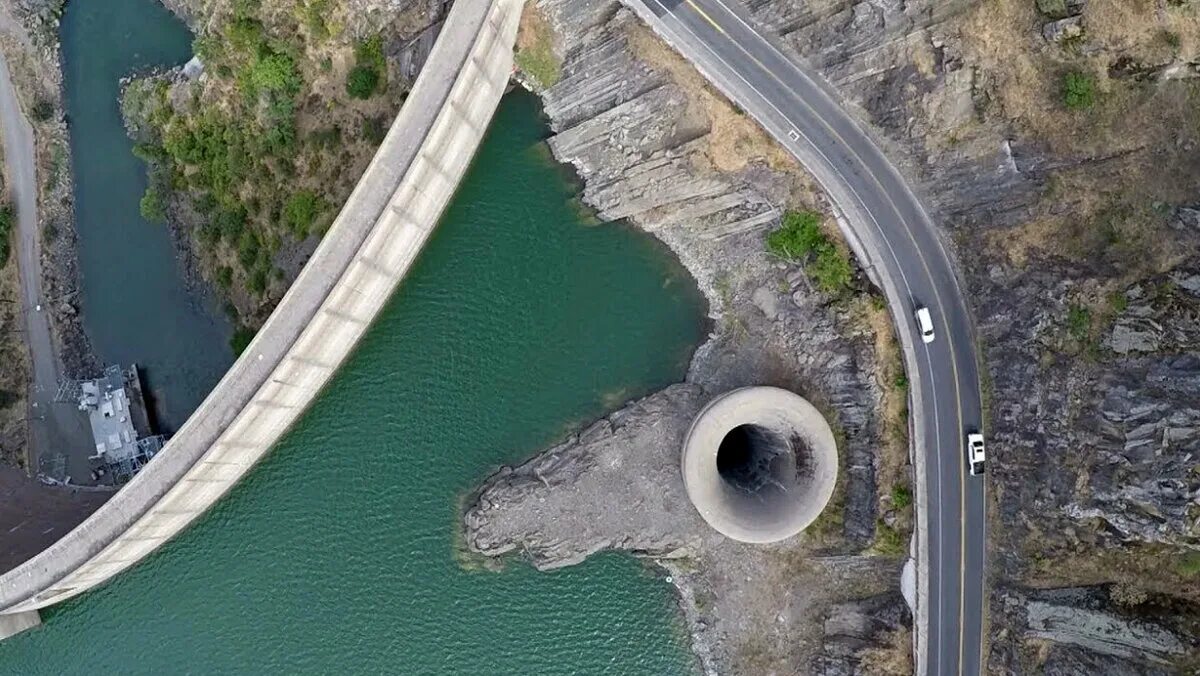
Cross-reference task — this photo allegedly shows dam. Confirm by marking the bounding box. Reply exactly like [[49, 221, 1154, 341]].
[[0, 0, 523, 621]]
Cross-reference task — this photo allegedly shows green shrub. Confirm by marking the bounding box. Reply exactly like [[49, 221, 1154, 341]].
[[139, 187, 167, 223], [31, 98, 55, 122], [215, 265, 233, 289], [229, 325, 256, 356], [227, 17, 267, 54], [193, 35, 225, 64], [248, 266, 269, 294], [283, 190, 322, 237], [1179, 552, 1200, 577], [1062, 72, 1097, 110], [766, 210, 825, 260], [809, 246, 853, 294], [0, 204, 12, 265], [362, 116, 387, 145], [346, 65, 380, 99], [345, 35, 386, 100], [766, 210, 854, 295], [1067, 303, 1091, 341], [1108, 290, 1128, 313], [215, 205, 247, 243], [872, 521, 905, 557], [891, 484, 912, 510], [249, 51, 301, 95], [298, 0, 331, 40], [355, 35, 386, 73], [237, 230, 261, 269]]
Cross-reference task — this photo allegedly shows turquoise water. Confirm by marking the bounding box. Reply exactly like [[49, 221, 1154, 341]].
[[3, 70, 707, 673], [61, 0, 232, 432]]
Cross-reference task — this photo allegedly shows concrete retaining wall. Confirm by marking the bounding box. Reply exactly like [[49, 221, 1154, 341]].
[[0, 0, 523, 618]]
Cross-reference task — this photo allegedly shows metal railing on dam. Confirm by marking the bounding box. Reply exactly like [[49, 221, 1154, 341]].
[[0, 0, 523, 620]]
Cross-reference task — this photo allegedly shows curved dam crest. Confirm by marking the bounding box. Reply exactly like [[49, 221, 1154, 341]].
[[0, 0, 523, 615]]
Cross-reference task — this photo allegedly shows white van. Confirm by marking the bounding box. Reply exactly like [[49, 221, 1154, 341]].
[[914, 306, 935, 343]]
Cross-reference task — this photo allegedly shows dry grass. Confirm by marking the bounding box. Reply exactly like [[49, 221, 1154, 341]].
[[866, 298, 909, 503], [858, 626, 914, 676], [959, 0, 1199, 154], [0, 228, 30, 472], [959, 0, 1200, 273], [515, 2, 561, 90], [1085, 0, 1200, 62], [1026, 544, 1200, 604], [623, 21, 800, 175], [843, 294, 911, 537]]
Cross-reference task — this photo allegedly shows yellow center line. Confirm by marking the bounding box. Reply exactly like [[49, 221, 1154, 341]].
[[684, 0, 727, 34], [671, 1, 981, 672]]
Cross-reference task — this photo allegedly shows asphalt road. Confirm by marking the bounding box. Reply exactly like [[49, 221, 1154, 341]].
[[626, 0, 986, 672], [0, 52, 91, 481]]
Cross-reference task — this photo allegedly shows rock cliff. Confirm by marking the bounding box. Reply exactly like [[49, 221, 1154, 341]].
[[465, 0, 915, 671]]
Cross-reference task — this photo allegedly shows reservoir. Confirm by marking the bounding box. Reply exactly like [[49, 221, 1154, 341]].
[[61, 0, 232, 432], [9, 0, 709, 668]]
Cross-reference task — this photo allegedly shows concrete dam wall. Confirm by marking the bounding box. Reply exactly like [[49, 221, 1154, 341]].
[[0, 0, 523, 618]]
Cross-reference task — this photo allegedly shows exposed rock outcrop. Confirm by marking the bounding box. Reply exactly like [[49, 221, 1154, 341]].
[[813, 592, 913, 676], [991, 587, 1198, 674]]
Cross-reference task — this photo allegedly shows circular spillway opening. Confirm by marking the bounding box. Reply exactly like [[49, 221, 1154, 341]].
[[681, 386, 837, 543], [716, 424, 791, 494]]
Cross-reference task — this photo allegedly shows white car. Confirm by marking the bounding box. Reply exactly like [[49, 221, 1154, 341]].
[[966, 432, 986, 476], [914, 306, 935, 344]]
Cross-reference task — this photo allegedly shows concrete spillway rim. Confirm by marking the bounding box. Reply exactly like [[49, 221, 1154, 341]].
[[681, 386, 839, 544]]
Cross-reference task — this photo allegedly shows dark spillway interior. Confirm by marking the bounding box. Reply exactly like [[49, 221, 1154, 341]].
[[716, 424, 792, 494]]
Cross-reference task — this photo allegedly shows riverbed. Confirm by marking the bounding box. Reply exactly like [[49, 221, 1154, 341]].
[[7, 4, 709, 666]]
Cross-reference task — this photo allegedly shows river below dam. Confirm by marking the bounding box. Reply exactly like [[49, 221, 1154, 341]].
[[61, 0, 232, 433], [2, 0, 709, 670]]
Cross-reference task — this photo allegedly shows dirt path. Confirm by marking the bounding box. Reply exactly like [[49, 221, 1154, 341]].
[[0, 47, 91, 479]]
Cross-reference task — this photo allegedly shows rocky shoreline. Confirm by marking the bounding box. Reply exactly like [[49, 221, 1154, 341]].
[[463, 2, 915, 672]]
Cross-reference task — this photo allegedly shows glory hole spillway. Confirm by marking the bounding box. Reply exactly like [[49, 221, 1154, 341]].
[[3, 0, 709, 670]]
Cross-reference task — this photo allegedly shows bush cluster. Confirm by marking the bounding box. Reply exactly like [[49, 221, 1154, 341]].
[[766, 210, 854, 295]]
